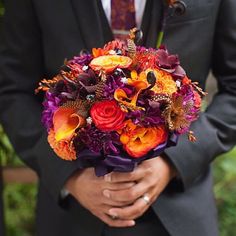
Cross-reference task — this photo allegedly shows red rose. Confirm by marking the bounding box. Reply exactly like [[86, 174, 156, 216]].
[[90, 100, 125, 132]]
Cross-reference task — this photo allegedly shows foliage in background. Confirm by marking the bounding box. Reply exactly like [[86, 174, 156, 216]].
[[213, 148, 236, 236], [4, 184, 36, 236], [1, 125, 37, 236]]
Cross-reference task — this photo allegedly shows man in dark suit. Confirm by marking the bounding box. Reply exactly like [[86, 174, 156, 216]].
[[0, 0, 236, 235]]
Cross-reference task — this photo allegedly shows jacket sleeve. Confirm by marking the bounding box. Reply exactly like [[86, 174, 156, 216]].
[[165, 0, 236, 190], [0, 0, 79, 203]]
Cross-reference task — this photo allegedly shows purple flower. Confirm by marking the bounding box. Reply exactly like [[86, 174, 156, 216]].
[[157, 49, 179, 70], [70, 53, 93, 66], [127, 100, 164, 127], [76, 125, 122, 155], [156, 48, 186, 79], [41, 92, 62, 131], [172, 65, 186, 80], [104, 74, 134, 99]]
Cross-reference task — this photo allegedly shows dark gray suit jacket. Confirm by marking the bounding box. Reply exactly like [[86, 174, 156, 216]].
[[0, 0, 236, 235]]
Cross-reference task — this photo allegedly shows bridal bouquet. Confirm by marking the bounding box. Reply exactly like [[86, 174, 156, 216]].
[[36, 29, 204, 176]]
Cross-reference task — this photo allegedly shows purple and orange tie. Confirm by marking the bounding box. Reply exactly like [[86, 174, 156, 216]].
[[111, 0, 136, 40]]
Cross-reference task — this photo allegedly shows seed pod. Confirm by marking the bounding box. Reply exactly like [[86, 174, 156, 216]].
[[133, 29, 143, 45], [127, 39, 136, 58], [147, 71, 157, 87]]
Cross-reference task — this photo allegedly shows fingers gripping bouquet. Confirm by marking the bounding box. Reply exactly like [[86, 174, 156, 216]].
[[36, 29, 205, 176]]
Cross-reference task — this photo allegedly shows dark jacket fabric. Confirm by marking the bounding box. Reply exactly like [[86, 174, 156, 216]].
[[0, 0, 236, 235], [0, 13, 5, 236]]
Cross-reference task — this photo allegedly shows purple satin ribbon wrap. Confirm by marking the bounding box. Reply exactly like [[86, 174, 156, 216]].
[[75, 133, 179, 176]]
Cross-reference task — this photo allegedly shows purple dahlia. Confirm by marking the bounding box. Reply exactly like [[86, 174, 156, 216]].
[[41, 92, 62, 131]]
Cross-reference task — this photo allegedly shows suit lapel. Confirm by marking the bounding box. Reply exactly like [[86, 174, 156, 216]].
[[141, 0, 163, 48], [70, 0, 112, 50], [70, 0, 162, 49]]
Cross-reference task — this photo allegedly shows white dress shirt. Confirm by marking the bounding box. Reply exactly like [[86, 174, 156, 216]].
[[101, 0, 147, 28]]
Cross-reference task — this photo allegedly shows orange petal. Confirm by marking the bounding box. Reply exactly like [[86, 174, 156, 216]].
[[114, 88, 130, 102], [131, 70, 138, 80], [129, 81, 148, 106], [92, 48, 105, 58], [90, 55, 132, 72], [53, 107, 85, 142], [123, 126, 167, 158], [120, 133, 130, 144], [114, 81, 148, 110], [150, 69, 177, 95], [48, 129, 76, 161]]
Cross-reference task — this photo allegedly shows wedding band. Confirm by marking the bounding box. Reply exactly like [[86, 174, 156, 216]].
[[142, 194, 151, 205], [110, 215, 118, 220]]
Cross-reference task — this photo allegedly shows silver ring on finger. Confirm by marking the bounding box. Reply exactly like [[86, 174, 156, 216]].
[[142, 194, 151, 205], [110, 215, 118, 220]]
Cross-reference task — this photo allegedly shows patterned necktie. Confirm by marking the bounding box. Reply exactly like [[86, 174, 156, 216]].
[[111, 0, 136, 40]]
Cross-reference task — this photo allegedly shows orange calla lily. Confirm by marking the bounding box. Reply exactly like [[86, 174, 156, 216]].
[[90, 55, 132, 72], [53, 107, 86, 142], [114, 80, 148, 111], [120, 120, 167, 158]]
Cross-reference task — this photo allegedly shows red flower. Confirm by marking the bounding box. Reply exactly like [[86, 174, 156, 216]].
[[90, 100, 125, 132]]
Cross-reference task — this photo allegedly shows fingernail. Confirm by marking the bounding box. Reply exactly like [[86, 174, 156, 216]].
[[103, 190, 110, 198], [104, 174, 112, 182], [129, 221, 135, 226]]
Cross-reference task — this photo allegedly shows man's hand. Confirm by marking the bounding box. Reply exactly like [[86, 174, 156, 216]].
[[103, 157, 177, 220], [65, 168, 136, 227]]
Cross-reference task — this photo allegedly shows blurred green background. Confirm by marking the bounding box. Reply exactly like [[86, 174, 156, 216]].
[[0, 1, 236, 236]]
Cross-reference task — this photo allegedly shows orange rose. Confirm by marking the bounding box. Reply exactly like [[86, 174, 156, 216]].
[[120, 121, 167, 158], [90, 55, 132, 72], [90, 100, 125, 132]]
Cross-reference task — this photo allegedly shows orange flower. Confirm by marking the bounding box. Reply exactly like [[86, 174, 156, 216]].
[[48, 129, 76, 161], [90, 55, 132, 72], [120, 120, 167, 158], [182, 76, 192, 85], [129, 69, 177, 95], [47, 105, 86, 161], [92, 48, 105, 58], [140, 69, 177, 95], [114, 80, 148, 111], [193, 91, 201, 109], [92, 40, 126, 58], [53, 106, 86, 142]]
